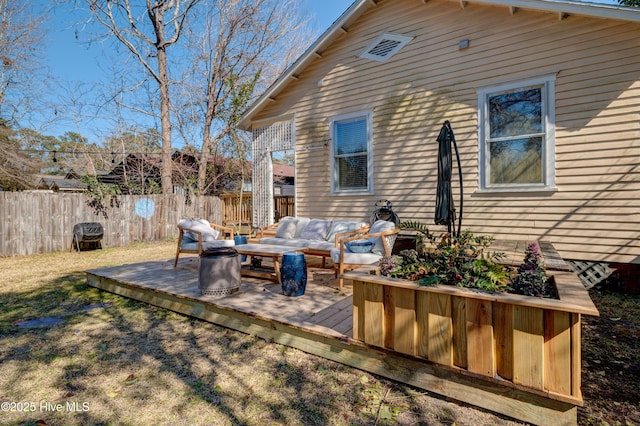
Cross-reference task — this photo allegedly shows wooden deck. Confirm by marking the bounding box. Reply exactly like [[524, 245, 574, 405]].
[[87, 255, 354, 337], [85, 242, 581, 425]]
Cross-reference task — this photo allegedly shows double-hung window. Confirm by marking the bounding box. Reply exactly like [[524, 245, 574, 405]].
[[330, 111, 373, 194], [478, 76, 556, 191]]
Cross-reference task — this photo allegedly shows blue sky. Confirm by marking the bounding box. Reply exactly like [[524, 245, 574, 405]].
[[44, 1, 352, 85], [38, 0, 622, 143], [38, 1, 354, 142]]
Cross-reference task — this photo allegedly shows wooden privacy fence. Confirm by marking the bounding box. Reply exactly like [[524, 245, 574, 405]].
[[0, 192, 224, 257], [221, 193, 295, 233], [274, 195, 295, 221], [221, 193, 253, 234]]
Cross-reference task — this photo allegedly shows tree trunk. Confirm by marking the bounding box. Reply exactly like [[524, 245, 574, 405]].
[[198, 120, 212, 194], [157, 47, 173, 194]]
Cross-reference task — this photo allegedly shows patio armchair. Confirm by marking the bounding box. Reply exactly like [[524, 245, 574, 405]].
[[330, 220, 400, 290], [174, 218, 235, 267]]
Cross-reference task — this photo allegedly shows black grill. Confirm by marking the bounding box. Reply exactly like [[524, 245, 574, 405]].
[[71, 222, 104, 252]]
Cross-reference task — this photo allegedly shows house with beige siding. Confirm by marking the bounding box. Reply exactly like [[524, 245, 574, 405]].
[[238, 0, 640, 268]]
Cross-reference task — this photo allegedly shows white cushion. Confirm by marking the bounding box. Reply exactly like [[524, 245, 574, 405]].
[[275, 218, 298, 239], [294, 217, 311, 238], [304, 240, 334, 252], [179, 218, 220, 242], [257, 238, 333, 252], [326, 220, 367, 242], [330, 247, 382, 264], [181, 239, 235, 251], [299, 219, 333, 241], [368, 220, 396, 255], [259, 238, 310, 249]]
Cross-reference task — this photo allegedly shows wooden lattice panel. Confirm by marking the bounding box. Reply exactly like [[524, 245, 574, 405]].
[[567, 260, 611, 289], [252, 119, 295, 228]]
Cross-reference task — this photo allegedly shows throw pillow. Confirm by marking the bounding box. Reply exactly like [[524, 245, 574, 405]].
[[326, 220, 366, 242], [346, 239, 374, 253], [368, 220, 396, 255], [294, 217, 311, 238], [180, 218, 220, 242], [275, 219, 298, 239], [299, 219, 333, 241]]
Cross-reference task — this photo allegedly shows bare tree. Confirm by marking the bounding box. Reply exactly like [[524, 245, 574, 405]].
[[0, 125, 42, 190], [0, 0, 46, 125], [179, 0, 311, 194], [0, 0, 48, 190], [84, 0, 199, 194]]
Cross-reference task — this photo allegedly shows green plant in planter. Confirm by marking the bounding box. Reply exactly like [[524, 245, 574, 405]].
[[380, 224, 511, 292], [511, 242, 555, 298]]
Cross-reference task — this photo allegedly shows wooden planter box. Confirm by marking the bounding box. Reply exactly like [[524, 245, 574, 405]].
[[348, 267, 599, 423]]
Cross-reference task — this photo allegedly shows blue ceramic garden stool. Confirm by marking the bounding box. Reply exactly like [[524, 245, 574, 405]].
[[280, 252, 307, 296], [234, 235, 248, 262]]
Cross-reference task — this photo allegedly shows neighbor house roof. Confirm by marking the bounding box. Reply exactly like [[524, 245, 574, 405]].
[[38, 176, 88, 192], [237, 0, 640, 131], [272, 163, 294, 178]]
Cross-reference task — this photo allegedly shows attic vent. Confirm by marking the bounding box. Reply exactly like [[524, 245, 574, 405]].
[[360, 32, 414, 63]]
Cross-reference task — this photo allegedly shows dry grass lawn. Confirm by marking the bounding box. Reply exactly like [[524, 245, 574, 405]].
[[0, 241, 637, 425]]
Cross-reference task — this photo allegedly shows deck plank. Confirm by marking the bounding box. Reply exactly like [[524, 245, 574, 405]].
[[313, 297, 353, 329], [333, 315, 353, 337]]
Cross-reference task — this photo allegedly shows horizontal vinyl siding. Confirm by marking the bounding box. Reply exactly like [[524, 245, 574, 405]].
[[252, 0, 640, 264]]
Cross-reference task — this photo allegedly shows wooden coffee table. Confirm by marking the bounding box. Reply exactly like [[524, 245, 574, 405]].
[[235, 244, 307, 283]]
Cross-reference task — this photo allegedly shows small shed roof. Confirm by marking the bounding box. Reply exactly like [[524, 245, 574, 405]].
[[237, 0, 640, 131]]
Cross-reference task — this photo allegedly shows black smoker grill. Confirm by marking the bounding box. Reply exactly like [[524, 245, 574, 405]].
[[71, 222, 104, 252]]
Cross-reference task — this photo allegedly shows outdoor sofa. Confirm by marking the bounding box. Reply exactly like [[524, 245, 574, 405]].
[[255, 217, 399, 289], [254, 217, 369, 267]]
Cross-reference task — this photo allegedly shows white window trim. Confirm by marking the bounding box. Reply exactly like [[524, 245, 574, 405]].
[[329, 110, 374, 195], [477, 75, 557, 193]]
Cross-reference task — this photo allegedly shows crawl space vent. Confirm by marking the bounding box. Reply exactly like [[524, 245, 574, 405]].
[[360, 32, 414, 63]]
